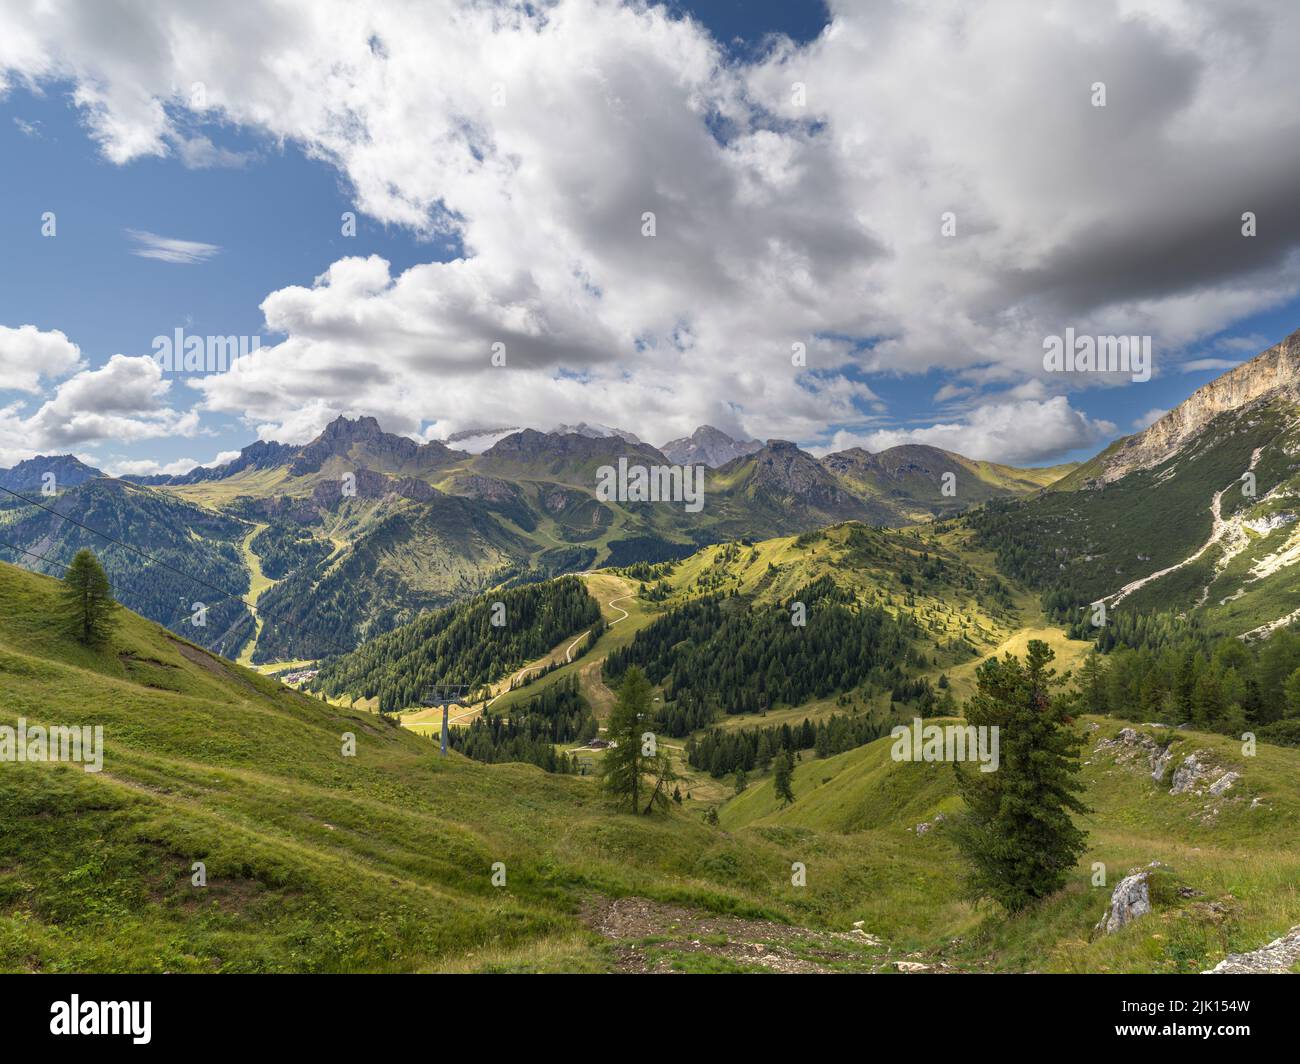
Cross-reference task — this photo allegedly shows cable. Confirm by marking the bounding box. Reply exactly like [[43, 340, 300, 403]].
[[0, 480, 356, 659], [0, 535, 74, 575]]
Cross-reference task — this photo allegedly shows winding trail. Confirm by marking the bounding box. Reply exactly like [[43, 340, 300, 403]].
[[1100, 448, 1263, 609], [482, 587, 632, 709]]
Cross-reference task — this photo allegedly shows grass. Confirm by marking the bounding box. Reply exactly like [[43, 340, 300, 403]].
[[3, 556, 1297, 974]]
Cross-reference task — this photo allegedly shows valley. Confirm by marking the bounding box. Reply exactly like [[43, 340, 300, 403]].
[[2, 556, 1297, 975], [5, 333, 1300, 976]]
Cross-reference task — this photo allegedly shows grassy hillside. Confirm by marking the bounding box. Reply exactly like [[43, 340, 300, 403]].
[[720, 715, 1300, 972], [3, 558, 1297, 973], [967, 396, 1300, 635]]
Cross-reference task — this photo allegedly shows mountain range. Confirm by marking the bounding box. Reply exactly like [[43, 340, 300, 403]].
[[0, 418, 1069, 662], [8, 327, 1300, 668]]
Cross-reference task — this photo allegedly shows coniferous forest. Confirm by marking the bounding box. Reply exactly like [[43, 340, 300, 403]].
[[312, 576, 601, 710], [603, 576, 926, 715]]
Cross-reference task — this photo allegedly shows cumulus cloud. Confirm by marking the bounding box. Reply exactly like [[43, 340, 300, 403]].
[[0, 355, 199, 464], [1133, 407, 1169, 430], [4, 0, 1300, 461], [818, 398, 1117, 467], [0, 324, 83, 392]]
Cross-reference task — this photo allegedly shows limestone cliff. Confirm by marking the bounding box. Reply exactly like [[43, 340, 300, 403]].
[[1101, 329, 1300, 480]]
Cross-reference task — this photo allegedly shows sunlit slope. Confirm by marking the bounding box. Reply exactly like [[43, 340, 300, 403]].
[[0, 561, 895, 972], [718, 715, 1300, 972]]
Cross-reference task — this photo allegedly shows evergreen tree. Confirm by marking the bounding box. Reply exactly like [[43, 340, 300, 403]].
[[951, 640, 1088, 913], [734, 768, 748, 794], [601, 666, 653, 813], [773, 749, 795, 806], [60, 549, 119, 648]]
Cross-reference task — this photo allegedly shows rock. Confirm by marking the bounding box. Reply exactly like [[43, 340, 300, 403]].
[[1096, 727, 1175, 782], [1100, 332, 1300, 481], [1170, 752, 1214, 795], [1097, 870, 1153, 934], [1151, 745, 1174, 782], [1204, 926, 1300, 974], [914, 813, 947, 835], [1208, 771, 1240, 797], [894, 961, 931, 973]]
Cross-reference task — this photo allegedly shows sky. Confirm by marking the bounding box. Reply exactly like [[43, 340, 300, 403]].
[[2, 0, 1300, 475]]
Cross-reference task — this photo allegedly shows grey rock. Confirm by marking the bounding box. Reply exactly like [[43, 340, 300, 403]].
[[1204, 926, 1300, 974], [1208, 771, 1241, 797], [1098, 870, 1152, 934]]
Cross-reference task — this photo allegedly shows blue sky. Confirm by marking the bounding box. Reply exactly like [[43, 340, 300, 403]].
[[2, 0, 1299, 473]]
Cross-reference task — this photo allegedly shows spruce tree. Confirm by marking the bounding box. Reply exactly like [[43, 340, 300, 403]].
[[601, 666, 652, 812], [951, 640, 1088, 913], [60, 549, 119, 648], [773, 749, 795, 806]]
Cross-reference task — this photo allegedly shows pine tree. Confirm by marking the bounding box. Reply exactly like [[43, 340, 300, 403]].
[[60, 549, 119, 648], [601, 666, 652, 813], [1074, 651, 1108, 715], [773, 749, 795, 806], [951, 640, 1088, 913]]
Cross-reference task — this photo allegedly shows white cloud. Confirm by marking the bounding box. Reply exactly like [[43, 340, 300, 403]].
[[3, 0, 1300, 458], [0, 324, 83, 392], [1181, 357, 1242, 373], [0, 355, 200, 461], [126, 229, 221, 264], [818, 397, 1117, 466], [104, 456, 202, 477]]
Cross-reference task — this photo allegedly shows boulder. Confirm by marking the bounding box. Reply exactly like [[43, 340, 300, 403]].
[[1204, 926, 1300, 974], [1170, 752, 1212, 795], [1097, 869, 1153, 934]]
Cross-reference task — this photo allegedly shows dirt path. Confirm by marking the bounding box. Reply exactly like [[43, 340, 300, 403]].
[[1102, 448, 1263, 608], [582, 896, 893, 974], [482, 587, 633, 711]]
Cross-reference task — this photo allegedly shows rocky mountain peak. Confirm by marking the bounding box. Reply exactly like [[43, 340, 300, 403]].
[[1102, 328, 1300, 480], [0, 454, 104, 492], [290, 416, 464, 476], [660, 425, 762, 467]]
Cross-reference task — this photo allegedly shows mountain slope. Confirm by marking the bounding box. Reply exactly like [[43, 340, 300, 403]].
[[5, 555, 1296, 974], [822, 444, 1074, 521], [660, 425, 763, 468], [0, 415, 1067, 668], [969, 330, 1300, 638]]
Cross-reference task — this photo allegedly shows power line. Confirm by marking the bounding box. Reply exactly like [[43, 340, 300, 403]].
[[0, 479, 357, 659], [0, 534, 75, 575]]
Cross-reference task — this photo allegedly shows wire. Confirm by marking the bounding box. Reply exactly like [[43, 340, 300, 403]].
[[0, 479, 355, 659], [0, 535, 75, 575]]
